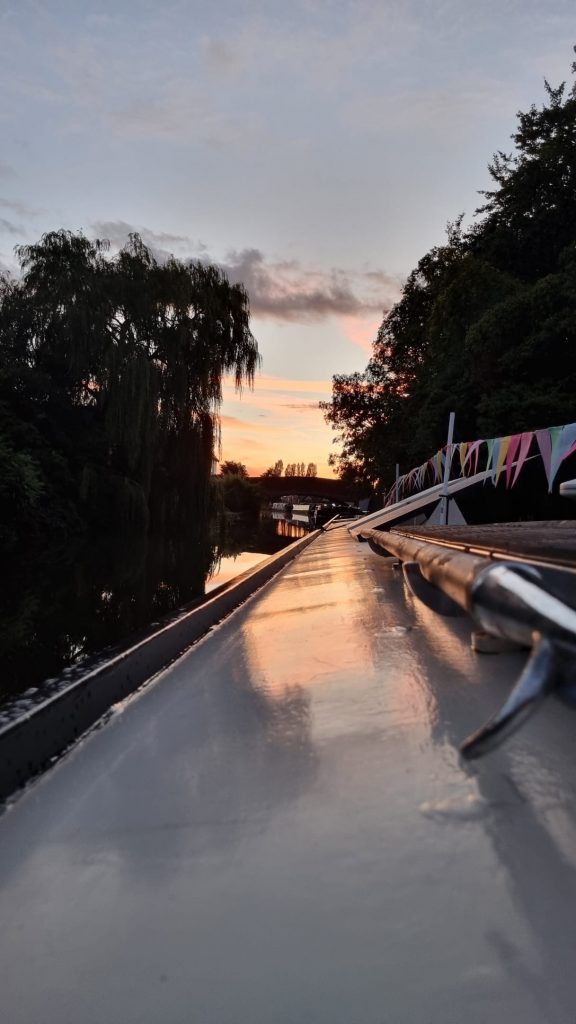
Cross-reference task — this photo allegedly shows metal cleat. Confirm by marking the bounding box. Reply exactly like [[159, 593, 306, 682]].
[[461, 563, 576, 758]]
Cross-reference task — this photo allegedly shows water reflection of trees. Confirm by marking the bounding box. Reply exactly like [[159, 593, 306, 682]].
[[1, 531, 216, 702], [1, 516, 306, 703], [215, 514, 305, 559]]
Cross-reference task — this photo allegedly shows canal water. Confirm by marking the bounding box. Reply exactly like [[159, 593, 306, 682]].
[[0, 516, 310, 707]]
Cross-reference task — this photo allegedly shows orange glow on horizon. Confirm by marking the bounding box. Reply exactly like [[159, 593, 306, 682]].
[[219, 372, 338, 477]]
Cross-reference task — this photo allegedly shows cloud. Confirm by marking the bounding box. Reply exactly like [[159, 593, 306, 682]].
[[198, 2, 422, 91], [219, 249, 401, 322], [281, 402, 320, 409], [345, 80, 519, 137], [105, 77, 262, 148], [91, 219, 206, 254], [0, 217, 23, 235], [201, 36, 242, 73], [0, 197, 37, 218], [220, 413, 290, 435], [88, 224, 400, 326], [226, 437, 268, 452], [0, 163, 15, 180], [339, 315, 382, 354]]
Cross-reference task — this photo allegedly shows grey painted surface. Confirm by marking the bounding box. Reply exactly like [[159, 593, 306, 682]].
[[1, 530, 576, 1023]]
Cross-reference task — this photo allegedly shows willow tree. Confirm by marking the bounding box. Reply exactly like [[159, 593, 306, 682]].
[[0, 230, 259, 548]]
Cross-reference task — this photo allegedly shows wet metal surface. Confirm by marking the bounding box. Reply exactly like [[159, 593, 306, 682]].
[[2, 530, 576, 1023]]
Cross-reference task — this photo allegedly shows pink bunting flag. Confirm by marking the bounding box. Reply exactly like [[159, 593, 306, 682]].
[[505, 434, 522, 488], [511, 432, 533, 486], [536, 428, 560, 491]]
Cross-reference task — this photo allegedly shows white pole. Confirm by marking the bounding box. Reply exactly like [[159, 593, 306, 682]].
[[395, 463, 400, 504], [439, 411, 456, 526]]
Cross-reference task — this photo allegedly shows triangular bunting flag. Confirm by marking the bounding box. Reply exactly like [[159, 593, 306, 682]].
[[536, 428, 555, 491], [463, 439, 483, 476], [485, 438, 497, 484], [512, 432, 533, 486], [505, 434, 522, 488], [494, 436, 511, 485], [550, 423, 576, 487], [458, 442, 469, 472]]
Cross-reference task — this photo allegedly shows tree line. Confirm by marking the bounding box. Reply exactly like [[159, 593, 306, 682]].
[[0, 231, 259, 552], [323, 56, 576, 491], [261, 460, 318, 477]]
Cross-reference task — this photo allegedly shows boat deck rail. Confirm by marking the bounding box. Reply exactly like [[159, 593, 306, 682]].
[[359, 523, 576, 758]]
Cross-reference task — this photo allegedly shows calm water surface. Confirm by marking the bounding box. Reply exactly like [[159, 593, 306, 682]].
[[1, 516, 310, 706]]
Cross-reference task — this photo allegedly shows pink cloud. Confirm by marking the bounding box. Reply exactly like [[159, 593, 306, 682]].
[[219, 249, 401, 323], [220, 413, 291, 435], [339, 315, 380, 354]]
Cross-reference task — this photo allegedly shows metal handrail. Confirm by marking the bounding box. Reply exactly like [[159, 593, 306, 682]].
[[360, 527, 576, 758]]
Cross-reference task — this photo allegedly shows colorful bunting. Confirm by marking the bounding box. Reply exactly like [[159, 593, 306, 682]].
[[383, 421, 576, 506]]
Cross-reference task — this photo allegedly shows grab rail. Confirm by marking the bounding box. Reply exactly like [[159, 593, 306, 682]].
[[359, 527, 576, 758]]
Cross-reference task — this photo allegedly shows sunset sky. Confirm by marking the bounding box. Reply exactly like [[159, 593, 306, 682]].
[[0, 0, 573, 475]]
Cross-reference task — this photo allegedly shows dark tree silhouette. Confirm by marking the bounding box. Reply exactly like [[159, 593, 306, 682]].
[[323, 55, 576, 490], [220, 460, 248, 477], [0, 230, 259, 550]]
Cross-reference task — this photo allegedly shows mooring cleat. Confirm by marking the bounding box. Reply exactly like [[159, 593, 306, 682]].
[[460, 636, 569, 759]]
